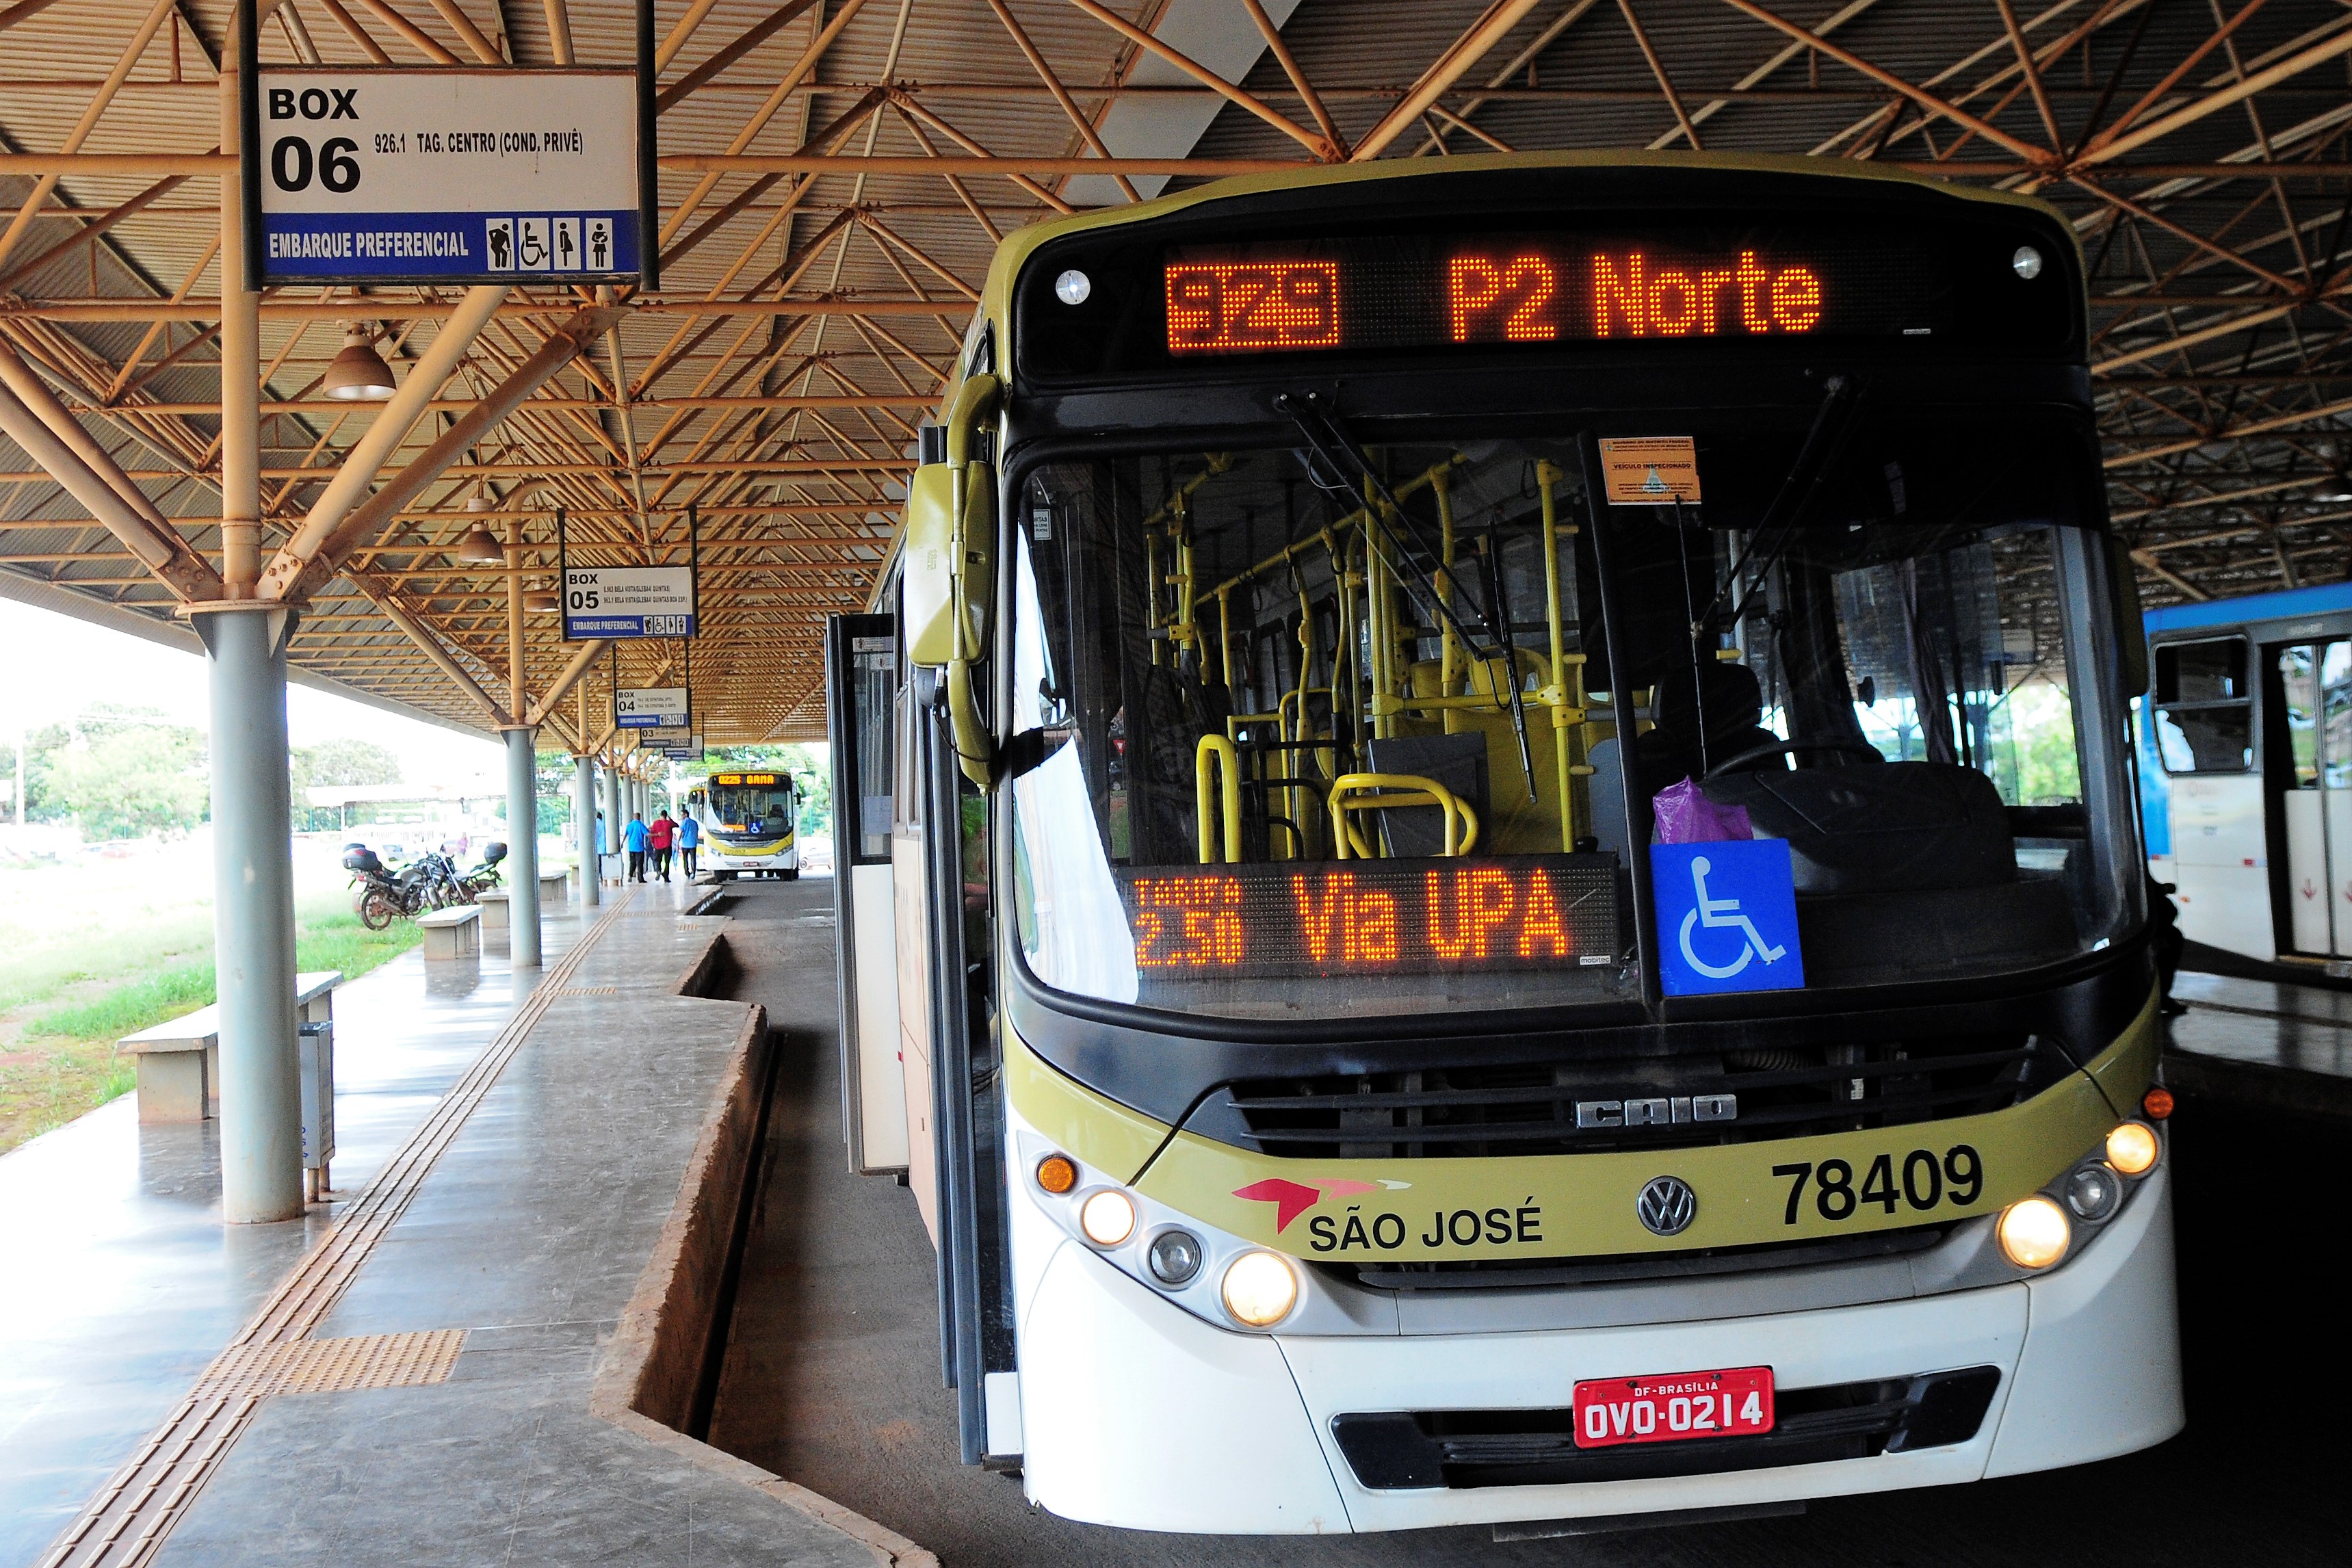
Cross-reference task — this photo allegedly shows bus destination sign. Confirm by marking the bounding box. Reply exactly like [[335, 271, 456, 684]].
[[1116, 857, 1618, 979], [1161, 231, 1936, 358]]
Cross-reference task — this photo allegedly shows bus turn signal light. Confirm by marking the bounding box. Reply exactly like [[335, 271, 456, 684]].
[[1998, 1197, 2071, 1270], [2106, 1122, 2160, 1176], [1036, 1154, 1077, 1195], [2141, 1086, 2174, 1121]]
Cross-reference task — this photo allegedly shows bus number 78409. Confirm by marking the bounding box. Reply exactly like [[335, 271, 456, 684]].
[[1770, 1145, 1983, 1224]]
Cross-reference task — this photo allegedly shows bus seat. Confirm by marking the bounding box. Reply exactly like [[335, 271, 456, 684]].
[[1405, 655, 1571, 854], [1584, 737, 1626, 859], [1365, 734, 1489, 857], [1703, 761, 2018, 894], [1634, 662, 1785, 787]]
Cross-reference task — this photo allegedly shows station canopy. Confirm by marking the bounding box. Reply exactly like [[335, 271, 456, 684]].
[[3, 0, 2349, 746]]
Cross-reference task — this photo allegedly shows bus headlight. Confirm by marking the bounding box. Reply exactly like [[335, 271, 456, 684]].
[[2106, 1121, 2160, 1176], [1147, 1229, 1203, 1285], [1997, 1195, 2071, 1269], [1220, 1250, 1298, 1327], [1079, 1188, 1136, 1246], [2063, 1162, 2121, 1223]]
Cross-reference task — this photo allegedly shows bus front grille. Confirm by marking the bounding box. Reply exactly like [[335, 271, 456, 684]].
[[1192, 1032, 2046, 1159], [1331, 1367, 2001, 1490]]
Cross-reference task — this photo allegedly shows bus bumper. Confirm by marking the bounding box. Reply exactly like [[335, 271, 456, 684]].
[[1012, 1166, 2178, 1534]]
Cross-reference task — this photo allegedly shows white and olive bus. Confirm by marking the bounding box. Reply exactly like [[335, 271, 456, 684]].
[[698, 770, 798, 880], [828, 151, 2179, 1536]]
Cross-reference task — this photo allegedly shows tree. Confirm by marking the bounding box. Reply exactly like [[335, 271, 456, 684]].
[[302, 737, 402, 786], [46, 720, 208, 839], [289, 737, 403, 831]]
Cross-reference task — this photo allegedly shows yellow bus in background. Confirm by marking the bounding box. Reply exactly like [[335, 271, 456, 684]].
[[700, 770, 798, 881]]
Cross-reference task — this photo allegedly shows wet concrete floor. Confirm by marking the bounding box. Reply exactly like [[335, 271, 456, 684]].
[[708, 876, 2343, 1566]]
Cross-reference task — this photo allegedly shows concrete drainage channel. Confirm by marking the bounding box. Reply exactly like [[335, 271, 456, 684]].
[[591, 921, 939, 1568]]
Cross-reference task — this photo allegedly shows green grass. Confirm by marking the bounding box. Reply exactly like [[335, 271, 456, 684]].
[[23, 904, 423, 1045]]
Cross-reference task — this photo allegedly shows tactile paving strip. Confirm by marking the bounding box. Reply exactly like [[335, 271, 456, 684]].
[[38, 890, 637, 1568], [201, 1331, 470, 1398]]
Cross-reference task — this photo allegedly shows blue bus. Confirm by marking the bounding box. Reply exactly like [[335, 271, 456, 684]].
[[2140, 581, 2352, 973]]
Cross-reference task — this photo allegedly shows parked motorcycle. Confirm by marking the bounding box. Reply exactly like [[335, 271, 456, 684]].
[[456, 841, 507, 901], [345, 844, 475, 928], [344, 844, 413, 930]]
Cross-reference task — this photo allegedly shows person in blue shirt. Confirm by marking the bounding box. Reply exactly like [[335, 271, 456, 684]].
[[677, 811, 701, 878], [623, 813, 649, 883]]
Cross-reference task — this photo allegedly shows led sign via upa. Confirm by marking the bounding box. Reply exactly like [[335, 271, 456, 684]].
[[1123, 859, 1616, 976], [1448, 249, 1825, 341]]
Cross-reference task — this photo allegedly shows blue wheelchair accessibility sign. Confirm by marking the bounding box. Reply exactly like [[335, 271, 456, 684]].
[[1649, 839, 1806, 996]]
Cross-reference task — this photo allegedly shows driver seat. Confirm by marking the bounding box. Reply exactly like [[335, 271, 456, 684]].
[[1634, 659, 1784, 789]]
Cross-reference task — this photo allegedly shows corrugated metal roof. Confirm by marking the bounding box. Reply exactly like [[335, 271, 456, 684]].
[[1, 0, 2346, 745]]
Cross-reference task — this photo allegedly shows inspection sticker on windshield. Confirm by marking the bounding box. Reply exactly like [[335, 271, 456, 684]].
[[1573, 1366, 1774, 1448], [1599, 436, 1701, 504]]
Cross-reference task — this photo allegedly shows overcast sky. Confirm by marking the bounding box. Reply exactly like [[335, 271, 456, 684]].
[[0, 599, 506, 787]]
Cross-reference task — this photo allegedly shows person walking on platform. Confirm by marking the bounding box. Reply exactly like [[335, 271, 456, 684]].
[[649, 811, 675, 882], [677, 810, 700, 878], [624, 813, 649, 883]]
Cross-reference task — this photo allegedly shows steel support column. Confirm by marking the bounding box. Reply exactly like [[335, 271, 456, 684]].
[[200, 32, 301, 1226], [506, 727, 543, 966], [574, 753, 600, 908], [603, 759, 623, 885], [201, 607, 302, 1223]]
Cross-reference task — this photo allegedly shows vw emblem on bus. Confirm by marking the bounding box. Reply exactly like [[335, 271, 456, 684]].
[[1637, 1175, 1698, 1237]]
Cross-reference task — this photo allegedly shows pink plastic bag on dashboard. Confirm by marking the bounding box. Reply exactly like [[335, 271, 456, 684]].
[[1651, 776, 1753, 844]]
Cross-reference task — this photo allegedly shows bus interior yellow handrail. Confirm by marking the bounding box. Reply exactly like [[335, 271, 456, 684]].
[[1328, 772, 1480, 859], [1196, 735, 1242, 864]]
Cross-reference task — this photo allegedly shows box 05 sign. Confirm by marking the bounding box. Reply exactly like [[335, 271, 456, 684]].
[[237, 3, 656, 288], [563, 564, 696, 638]]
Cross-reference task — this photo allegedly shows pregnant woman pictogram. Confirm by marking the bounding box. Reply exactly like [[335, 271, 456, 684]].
[[1677, 855, 1788, 979]]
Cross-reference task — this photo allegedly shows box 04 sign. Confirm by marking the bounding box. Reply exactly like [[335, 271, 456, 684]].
[[564, 566, 696, 639], [616, 690, 689, 730], [239, 49, 653, 287]]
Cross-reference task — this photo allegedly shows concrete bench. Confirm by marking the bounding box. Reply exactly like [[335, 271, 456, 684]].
[[117, 971, 341, 1125], [475, 889, 511, 937], [538, 870, 568, 907], [417, 905, 482, 962]]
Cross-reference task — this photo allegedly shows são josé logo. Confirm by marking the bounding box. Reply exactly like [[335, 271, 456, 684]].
[[1233, 1177, 1547, 1253]]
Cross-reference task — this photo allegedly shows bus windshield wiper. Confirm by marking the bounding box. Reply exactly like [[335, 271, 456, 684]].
[[1703, 374, 1866, 638], [1275, 390, 1538, 800]]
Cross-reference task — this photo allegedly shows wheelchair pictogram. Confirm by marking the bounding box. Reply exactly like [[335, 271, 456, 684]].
[[1675, 854, 1788, 979], [1649, 838, 1804, 996]]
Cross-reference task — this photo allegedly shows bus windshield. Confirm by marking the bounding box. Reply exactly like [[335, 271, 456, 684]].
[[1009, 410, 2136, 1021], [709, 776, 793, 835]]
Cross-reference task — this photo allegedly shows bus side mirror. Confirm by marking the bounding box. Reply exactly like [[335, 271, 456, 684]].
[[2106, 533, 2149, 696], [904, 374, 1002, 668]]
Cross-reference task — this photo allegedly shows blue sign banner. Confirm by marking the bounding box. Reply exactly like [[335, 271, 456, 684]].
[[1649, 839, 1805, 996], [259, 209, 640, 283], [574, 611, 696, 638]]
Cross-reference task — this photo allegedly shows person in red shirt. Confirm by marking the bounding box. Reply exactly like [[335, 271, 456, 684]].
[[648, 811, 675, 882]]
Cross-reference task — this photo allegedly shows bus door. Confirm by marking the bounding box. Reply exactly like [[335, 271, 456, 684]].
[[2270, 639, 2352, 957], [825, 614, 908, 1175], [896, 664, 1019, 1467]]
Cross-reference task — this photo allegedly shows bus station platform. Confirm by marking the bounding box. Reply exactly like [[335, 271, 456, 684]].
[[0, 881, 930, 1568], [2164, 971, 2352, 1121]]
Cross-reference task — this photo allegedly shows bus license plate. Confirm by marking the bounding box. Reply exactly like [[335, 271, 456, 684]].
[[1571, 1365, 1775, 1448]]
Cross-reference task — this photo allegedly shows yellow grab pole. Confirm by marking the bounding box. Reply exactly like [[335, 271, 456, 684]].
[[1537, 460, 1575, 852]]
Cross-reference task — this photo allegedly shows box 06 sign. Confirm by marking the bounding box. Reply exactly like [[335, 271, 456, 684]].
[[240, 53, 653, 287]]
